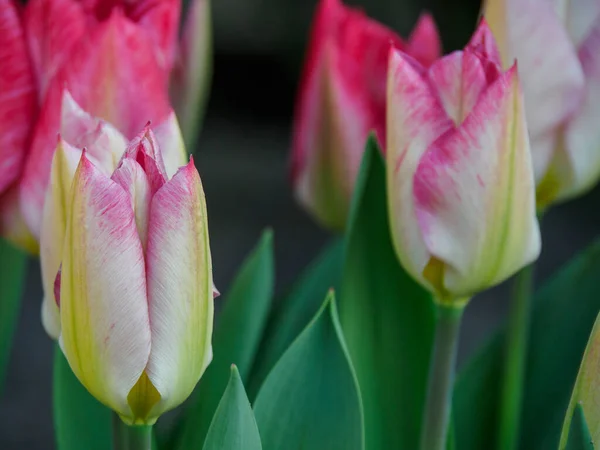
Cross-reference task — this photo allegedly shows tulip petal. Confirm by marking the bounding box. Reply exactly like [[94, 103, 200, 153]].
[[0, 0, 37, 196], [111, 158, 152, 251], [40, 139, 84, 339], [170, 0, 211, 148], [153, 112, 187, 178], [144, 159, 213, 420], [466, 18, 502, 66], [413, 67, 540, 297], [428, 49, 500, 125], [554, 0, 600, 47], [484, 0, 585, 182], [20, 86, 128, 238], [386, 48, 454, 289], [62, 10, 171, 139], [61, 90, 128, 173], [24, 0, 86, 99], [0, 184, 38, 254], [559, 22, 600, 201], [20, 83, 63, 238], [59, 154, 151, 420], [122, 128, 167, 193], [408, 13, 442, 68], [129, 0, 181, 72]]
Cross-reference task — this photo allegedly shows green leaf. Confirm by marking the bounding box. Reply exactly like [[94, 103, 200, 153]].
[[454, 239, 600, 450], [172, 230, 275, 449], [53, 345, 112, 450], [254, 292, 363, 450], [338, 135, 435, 450], [564, 405, 594, 450], [559, 310, 600, 449], [202, 366, 262, 450], [247, 237, 344, 399], [0, 239, 28, 393]]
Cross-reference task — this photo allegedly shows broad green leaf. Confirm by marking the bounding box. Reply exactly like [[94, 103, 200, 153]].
[[454, 239, 600, 450], [559, 312, 600, 449], [203, 366, 262, 450], [0, 239, 28, 393], [254, 292, 363, 450], [564, 405, 594, 450], [339, 136, 435, 450], [247, 237, 344, 399], [53, 346, 112, 450], [172, 230, 274, 449]]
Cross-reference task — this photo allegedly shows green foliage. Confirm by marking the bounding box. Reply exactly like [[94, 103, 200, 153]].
[[253, 292, 363, 450], [173, 230, 275, 449], [564, 405, 594, 450], [454, 239, 600, 450], [247, 237, 344, 399], [338, 136, 435, 450], [202, 366, 262, 450], [0, 240, 27, 394], [53, 346, 112, 450]]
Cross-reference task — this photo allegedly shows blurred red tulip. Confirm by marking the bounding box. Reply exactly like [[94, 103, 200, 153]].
[[290, 0, 441, 230]]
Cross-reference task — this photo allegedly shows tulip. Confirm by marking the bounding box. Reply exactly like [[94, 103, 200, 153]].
[[290, 0, 441, 230], [386, 20, 541, 303], [483, 0, 600, 208], [0, 0, 212, 250], [40, 91, 187, 339], [54, 124, 214, 425]]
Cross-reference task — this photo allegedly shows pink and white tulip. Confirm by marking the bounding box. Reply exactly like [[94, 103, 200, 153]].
[[386, 21, 541, 302], [484, 0, 600, 207], [54, 122, 214, 425], [290, 0, 441, 230], [40, 92, 186, 339]]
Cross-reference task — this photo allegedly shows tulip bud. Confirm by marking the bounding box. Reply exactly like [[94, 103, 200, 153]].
[[386, 20, 540, 303], [291, 0, 441, 230], [484, 0, 600, 208], [56, 126, 214, 424], [40, 91, 187, 339]]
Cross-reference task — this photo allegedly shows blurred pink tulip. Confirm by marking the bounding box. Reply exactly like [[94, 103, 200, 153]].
[[290, 0, 442, 230], [386, 20, 540, 302], [484, 0, 600, 207], [0, 0, 211, 249]]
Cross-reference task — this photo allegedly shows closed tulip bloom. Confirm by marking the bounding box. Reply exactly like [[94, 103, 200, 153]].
[[386, 21, 541, 303], [40, 91, 186, 339], [484, 0, 600, 207], [291, 0, 441, 230], [55, 125, 214, 425]]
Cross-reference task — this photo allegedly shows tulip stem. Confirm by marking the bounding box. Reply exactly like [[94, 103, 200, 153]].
[[112, 413, 128, 450], [113, 418, 153, 450], [420, 303, 464, 450], [497, 263, 534, 450]]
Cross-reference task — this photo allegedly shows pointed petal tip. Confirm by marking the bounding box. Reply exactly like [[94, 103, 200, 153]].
[[467, 18, 502, 65]]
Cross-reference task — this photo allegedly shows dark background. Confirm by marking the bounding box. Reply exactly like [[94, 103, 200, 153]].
[[2, 0, 599, 447]]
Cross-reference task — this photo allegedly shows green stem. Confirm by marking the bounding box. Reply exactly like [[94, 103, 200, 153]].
[[112, 413, 128, 450], [420, 303, 465, 450], [112, 415, 153, 450], [497, 264, 534, 450], [125, 425, 153, 450]]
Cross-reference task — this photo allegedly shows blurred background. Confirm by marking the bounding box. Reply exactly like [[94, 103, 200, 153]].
[[1, 0, 599, 447]]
